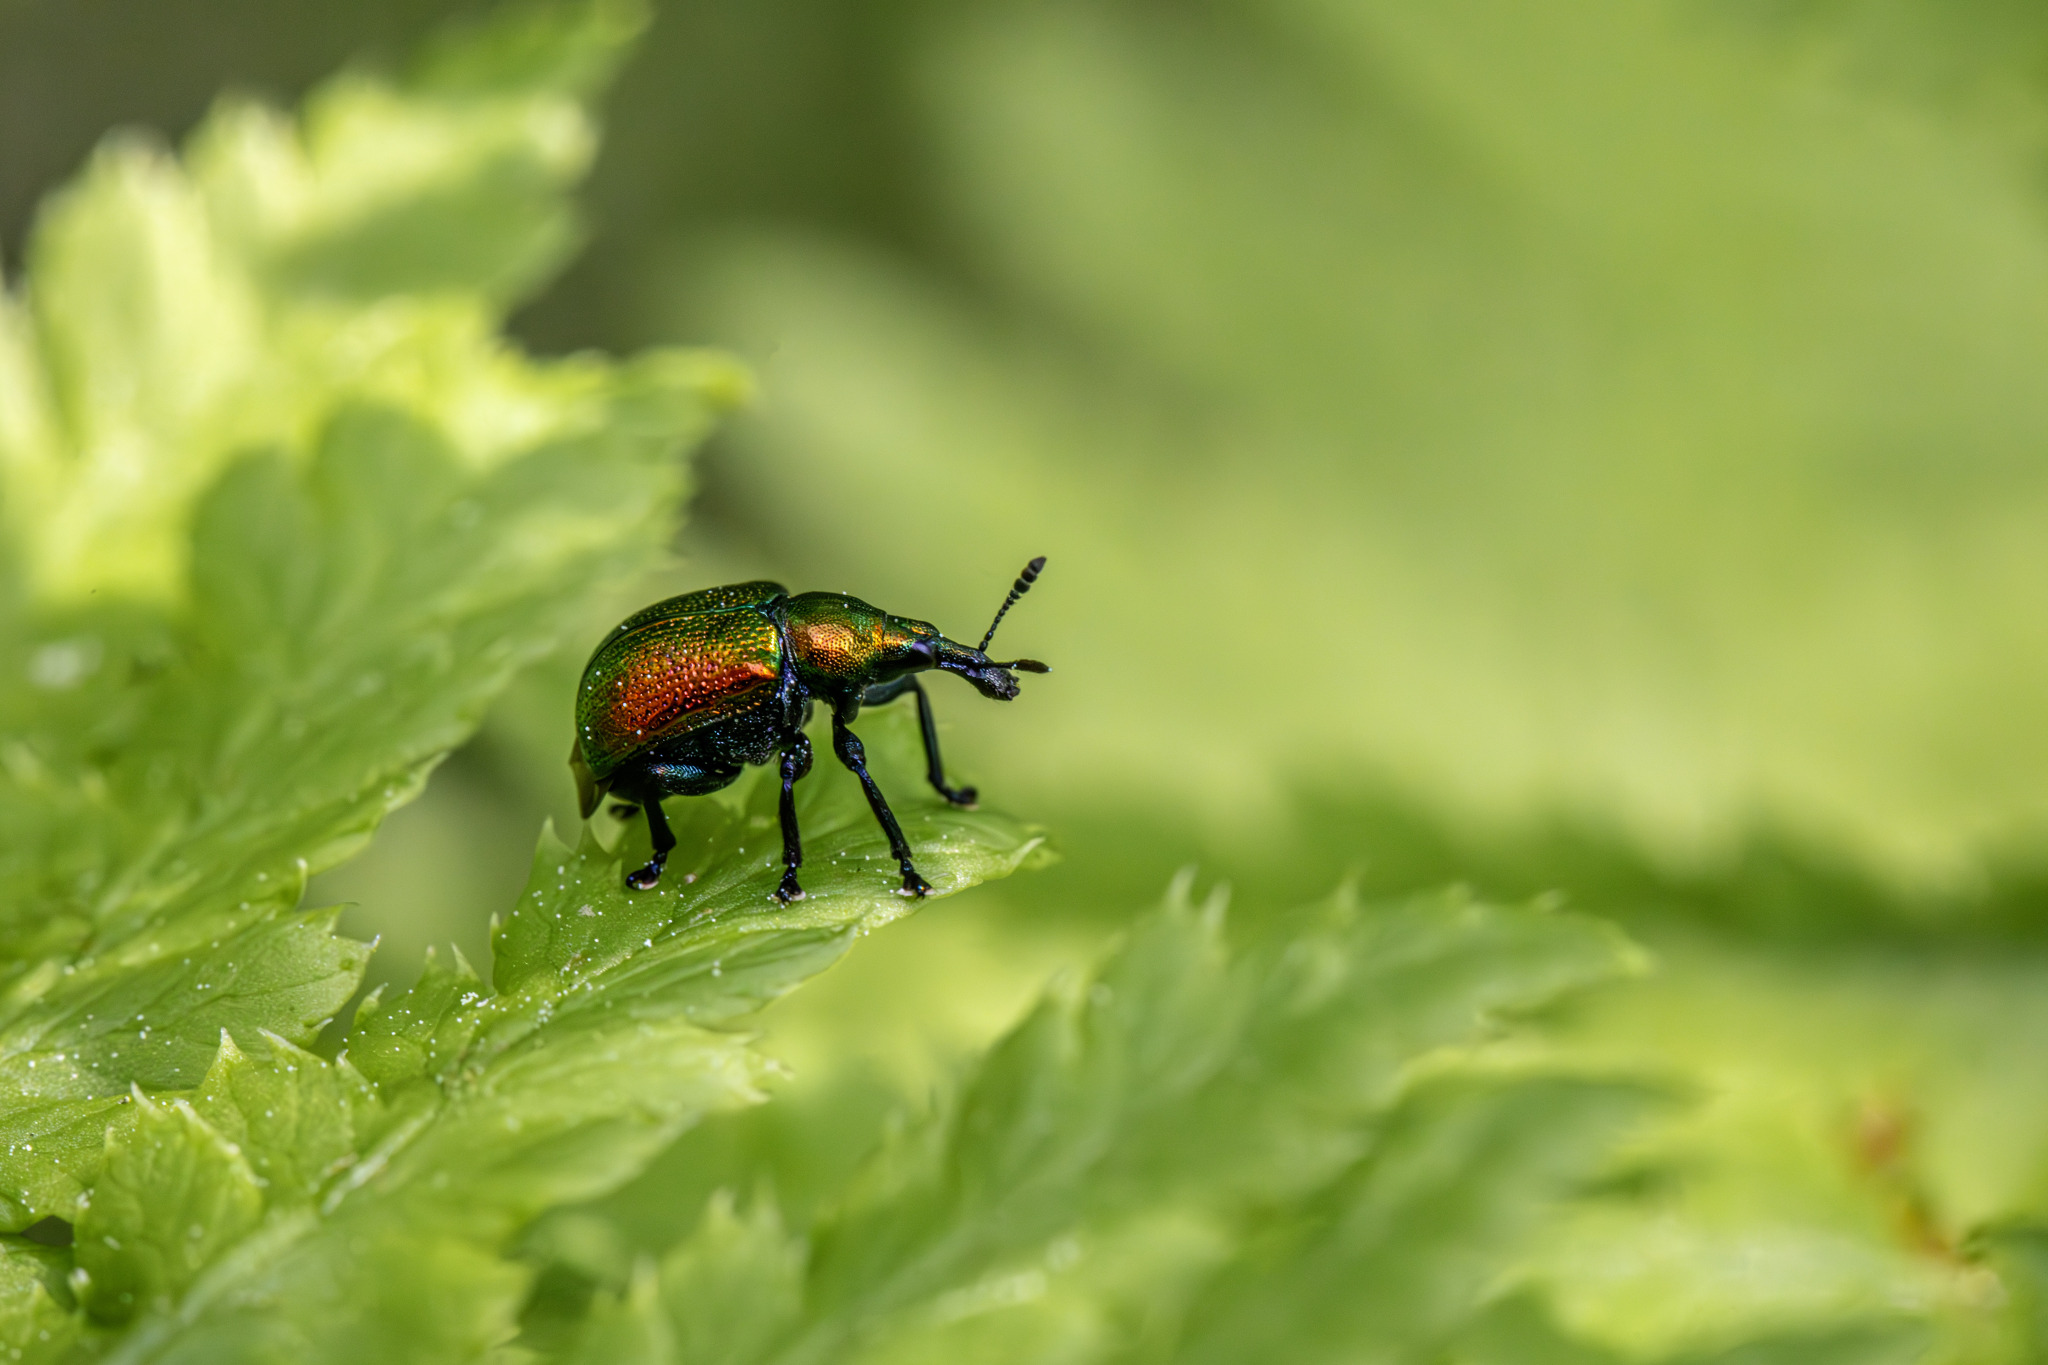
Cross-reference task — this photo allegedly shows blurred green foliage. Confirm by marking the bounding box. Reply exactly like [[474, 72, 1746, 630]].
[[9, 0, 2048, 1361], [546, 883, 1657, 1365]]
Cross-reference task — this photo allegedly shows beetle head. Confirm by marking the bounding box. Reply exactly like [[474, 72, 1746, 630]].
[[863, 555, 1052, 700]]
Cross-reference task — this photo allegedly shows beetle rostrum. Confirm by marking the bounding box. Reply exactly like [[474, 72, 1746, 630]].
[[570, 558, 1050, 900]]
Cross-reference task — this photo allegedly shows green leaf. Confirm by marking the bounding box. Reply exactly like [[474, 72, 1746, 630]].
[[0, 0, 738, 1000], [559, 1196, 805, 1365], [195, 1033, 358, 1208], [1160, 1075, 1662, 1365], [7, 135, 259, 607], [412, 0, 650, 99], [1977, 1225, 2048, 1362], [0, 1097, 134, 1231], [566, 880, 1642, 1365], [74, 714, 1040, 1361], [0, 1242, 81, 1362], [0, 0, 761, 1355], [74, 1092, 265, 1324], [1512, 931, 2042, 1361], [0, 0, 735, 1175], [656, 1193, 805, 1365], [564, 1261, 673, 1365], [192, 0, 645, 307], [345, 945, 487, 1092], [50, 911, 370, 1090], [0, 909, 364, 1229]]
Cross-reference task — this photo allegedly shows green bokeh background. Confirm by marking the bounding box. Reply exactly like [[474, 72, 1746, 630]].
[[14, 0, 2048, 1356]]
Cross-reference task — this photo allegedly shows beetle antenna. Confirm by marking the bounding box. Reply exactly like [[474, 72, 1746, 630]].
[[978, 556, 1046, 653]]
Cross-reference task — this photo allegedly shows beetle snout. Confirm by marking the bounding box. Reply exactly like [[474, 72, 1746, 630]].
[[930, 638, 1035, 699]]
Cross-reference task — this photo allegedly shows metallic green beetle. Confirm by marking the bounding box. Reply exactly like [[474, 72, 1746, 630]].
[[572, 558, 1049, 899]]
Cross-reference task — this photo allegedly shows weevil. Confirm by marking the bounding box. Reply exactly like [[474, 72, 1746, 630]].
[[571, 558, 1049, 899]]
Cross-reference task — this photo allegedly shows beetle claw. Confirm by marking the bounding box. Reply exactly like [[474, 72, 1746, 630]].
[[897, 870, 933, 899], [625, 859, 664, 890], [942, 786, 978, 809], [773, 875, 806, 904]]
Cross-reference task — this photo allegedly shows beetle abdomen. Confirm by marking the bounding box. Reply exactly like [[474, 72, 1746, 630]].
[[576, 606, 784, 780]]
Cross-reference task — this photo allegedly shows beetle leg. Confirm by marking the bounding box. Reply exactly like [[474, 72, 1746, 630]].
[[625, 796, 676, 890], [831, 715, 932, 898], [860, 676, 912, 706], [906, 678, 976, 807], [774, 735, 814, 903]]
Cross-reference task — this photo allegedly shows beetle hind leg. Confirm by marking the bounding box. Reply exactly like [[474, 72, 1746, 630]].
[[773, 736, 815, 903], [625, 796, 677, 890]]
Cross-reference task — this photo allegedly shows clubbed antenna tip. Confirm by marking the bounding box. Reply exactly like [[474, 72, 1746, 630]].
[[978, 556, 1047, 653]]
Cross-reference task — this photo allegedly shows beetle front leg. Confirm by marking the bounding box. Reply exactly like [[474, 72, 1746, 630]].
[[774, 735, 814, 903], [861, 677, 975, 807], [831, 716, 932, 898], [626, 795, 676, 890], [907, 678, 976, 807]]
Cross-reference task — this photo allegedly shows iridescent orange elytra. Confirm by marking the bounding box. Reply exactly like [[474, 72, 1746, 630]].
[[577, 600, 782, 778]]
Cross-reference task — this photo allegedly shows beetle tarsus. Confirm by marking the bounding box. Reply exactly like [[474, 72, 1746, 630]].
[[773, 873, 806, 904], [626, 857, 666, 890], [897, 868, 933, 899]]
